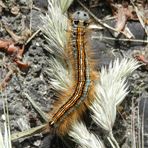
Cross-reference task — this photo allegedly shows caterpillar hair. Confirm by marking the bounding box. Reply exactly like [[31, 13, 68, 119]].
[[44, 10, 99, 136]]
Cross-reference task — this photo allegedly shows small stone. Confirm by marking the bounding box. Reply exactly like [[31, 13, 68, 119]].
[[11, 5, 20, 15], [36, 42, 40, 46], [1, 114, 5, 121], [34, 140, 41, 146]]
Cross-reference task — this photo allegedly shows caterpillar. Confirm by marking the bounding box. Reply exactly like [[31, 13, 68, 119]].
[[46, 11, 99, 136]]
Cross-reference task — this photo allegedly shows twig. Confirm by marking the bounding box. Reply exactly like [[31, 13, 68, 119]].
[[25, 29, 41, 45], [92, 36, 148, 43], [11, 124, 47, 141]]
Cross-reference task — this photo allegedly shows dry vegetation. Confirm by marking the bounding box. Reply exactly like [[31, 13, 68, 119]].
[[0, 0, 147, 148]]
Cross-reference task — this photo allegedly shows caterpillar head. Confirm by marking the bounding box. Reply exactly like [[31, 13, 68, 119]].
[[72, 11, 90, 27]]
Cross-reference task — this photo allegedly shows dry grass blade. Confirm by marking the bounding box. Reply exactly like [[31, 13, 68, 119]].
[[0, 92, 12, 148], [60, 0, 74, 13], [44, 57, 73, 91], [91, 79, 128, 132], [0, 127, 5, 148], [11, 124, 47, 141], [41, 0, 68, 56], [0, 61, 11, 148], [92, 36, 148, 44], [41, 0, 73, 91], [90, 58, 140, 148], [69, 121, 105, 148]]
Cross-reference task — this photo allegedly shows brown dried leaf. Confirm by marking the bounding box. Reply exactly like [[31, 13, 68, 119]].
[[116, 6, 128, 32], [115, 4, 137, 37]]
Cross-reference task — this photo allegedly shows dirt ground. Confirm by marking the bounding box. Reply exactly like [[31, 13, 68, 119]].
[[0, 0, 148, 148]]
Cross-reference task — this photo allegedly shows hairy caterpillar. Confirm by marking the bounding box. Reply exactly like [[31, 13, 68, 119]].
[[46, 11, 99, 136]]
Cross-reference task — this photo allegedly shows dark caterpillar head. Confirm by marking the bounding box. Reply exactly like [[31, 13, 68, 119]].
[[72, 11, 90, 27]]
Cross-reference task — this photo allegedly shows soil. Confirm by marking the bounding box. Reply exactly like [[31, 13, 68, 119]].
[[0, 0, 147, 148]]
